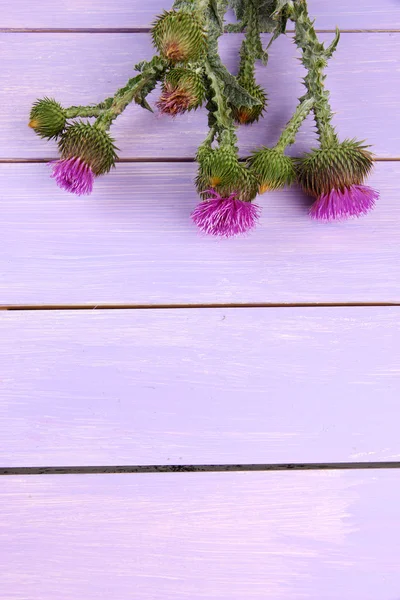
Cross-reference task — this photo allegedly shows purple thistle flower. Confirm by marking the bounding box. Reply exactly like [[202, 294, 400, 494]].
[[50, 157, 94, 196], [191, 190, 261, 237], [310, 184, 379, 222]]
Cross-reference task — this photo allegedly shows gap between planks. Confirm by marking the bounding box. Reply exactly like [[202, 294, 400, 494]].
[[1, 28, 400, 33], [2, 462, 400, 476], [1, 302, 400, 311], [1, 158, 399, 163]]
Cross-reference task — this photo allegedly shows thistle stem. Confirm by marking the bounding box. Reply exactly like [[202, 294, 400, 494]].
[[237, 2, 262, 84], [289, 0, 339, 148], [64, 98, 114, 119], [274, 96, 314, 152], [93, 56, 168, 130]]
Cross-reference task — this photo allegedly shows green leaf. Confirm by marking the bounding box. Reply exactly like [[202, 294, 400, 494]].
[[210, 57, 263, 108]]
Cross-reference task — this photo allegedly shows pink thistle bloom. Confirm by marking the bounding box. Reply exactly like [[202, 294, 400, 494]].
[[50, 157, 94, 196], [191, 190, 261, 237], [310, 185, 379, 222]]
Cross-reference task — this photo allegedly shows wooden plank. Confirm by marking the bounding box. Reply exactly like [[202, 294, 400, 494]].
[[1, 307, 400, 467], [1, 162, 399, 306], [2, 0, 400, 29], [1, 471, 400, 598], [1, 33, 399, 159]]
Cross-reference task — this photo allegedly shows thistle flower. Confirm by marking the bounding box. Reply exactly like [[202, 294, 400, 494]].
[[309, 185, 379, 221], [231, 82, 267, 125], [51, 122, 118, 195], [157, 68, 206, 115], [29, 97, 66, 139], [51, 157, 94, 196], [196, 145, 258, 201], [191, 190, 261, 237], [248, 148, 295, 193], [296, 140, 378, 220], [151, 10, 206, 63]]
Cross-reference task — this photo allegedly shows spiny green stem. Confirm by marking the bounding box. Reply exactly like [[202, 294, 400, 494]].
[[289, 0, 339, 148], [94, 56, 168, 130], [204, 59, 236, 145], [238, 2, 262, 83], [275, 96, 314, 151], [64, 98, 114, 119]]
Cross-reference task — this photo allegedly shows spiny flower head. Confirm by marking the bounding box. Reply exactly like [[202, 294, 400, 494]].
[[191, 190, 261, 237], [29, 97, 66, 140], [309, 185, 379, 221], [151, 10, 206, 63], [51, 122, 118, 196], [231, 82, 267, 125], [51, 157, 94, 196], [58, 122, 118, 176], [248, 148, 296, 193], [196, 145, 258, 201], [157, 68, 206, 115], [296, 139, 374, 198]]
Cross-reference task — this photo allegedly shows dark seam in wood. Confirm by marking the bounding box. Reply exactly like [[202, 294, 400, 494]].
[[1, 157, 399, 164], [1, 462, 400, 475], [1, 303, 399, 311], [1, 28, 399, 33]]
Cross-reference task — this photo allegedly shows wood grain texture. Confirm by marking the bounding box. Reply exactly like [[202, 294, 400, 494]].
[[1, 307, 400, 467], [2, 0, 400, 29], [1, 162, 399, 306], [1, 471, 400, 599], [1, 33, 399, 159]]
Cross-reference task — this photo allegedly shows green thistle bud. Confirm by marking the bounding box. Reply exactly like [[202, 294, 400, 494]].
[[231, 83, 267, 125], [151, 10, 206, 63], [58, 122, 118, 176], [248, 148, 296, 193], [157, 68, 206, 115], [196, 145, 258, 202], [197, 145, 241, 189], [29, 97, 66, 139], [296, 139, 374, 197]]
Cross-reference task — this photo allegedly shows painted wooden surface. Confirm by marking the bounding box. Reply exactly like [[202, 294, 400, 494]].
[[1, 307, 400, 467], [2, 33, 399, 159], [3, 0, 400, 29], [1, 1, 400, 596], [1, 471, 400, 599], [1, 162, 399, 306]]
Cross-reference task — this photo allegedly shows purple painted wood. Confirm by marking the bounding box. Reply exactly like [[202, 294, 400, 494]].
[[1, 33, 399, 159], [1, 162, 398, 306], [1, 307, 400, 467], [2, 0, 400, 29], [1, 471, 400, 599]]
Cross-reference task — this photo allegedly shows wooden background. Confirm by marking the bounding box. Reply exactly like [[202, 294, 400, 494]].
[[1, 1, 400, 598]]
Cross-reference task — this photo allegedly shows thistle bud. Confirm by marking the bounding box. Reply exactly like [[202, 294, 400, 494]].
[[296, 140, 378, 220], [151, 10, 206, 63], [197, 145, 241, 189], [196, 145, 258, 203], [29, 98, 66, 139], [248, 148, 295, 193], [51, 122, 118, 195], [157, 68, 206, 116], [231, 83, 267, 125], [58, 122, 118, 176]]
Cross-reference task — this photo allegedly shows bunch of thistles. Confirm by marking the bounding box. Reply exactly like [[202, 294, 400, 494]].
[[29, 0, 379, 238]]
